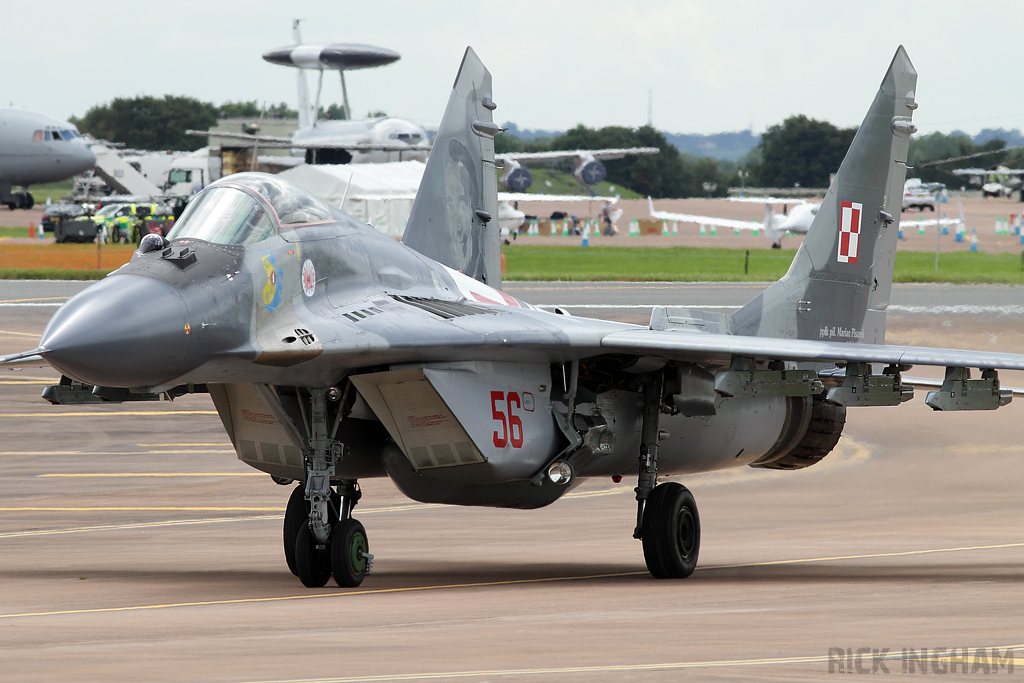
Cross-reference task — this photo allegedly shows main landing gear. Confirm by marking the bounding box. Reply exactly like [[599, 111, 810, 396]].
[[282, 386, 373, 588], [632, 371, 701, 578]]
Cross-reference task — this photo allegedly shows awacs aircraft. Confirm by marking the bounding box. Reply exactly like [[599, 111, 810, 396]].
[[650, 192, 962, 248], [5, 47, 1024, 590], [0, 108, 96, 209], [188, 21, 430, 165]]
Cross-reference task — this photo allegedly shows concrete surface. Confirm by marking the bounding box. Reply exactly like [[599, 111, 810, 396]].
[[0, 282, 1022, 682]]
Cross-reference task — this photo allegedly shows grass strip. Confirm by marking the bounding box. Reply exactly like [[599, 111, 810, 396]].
[[502, 245, 1024, 284]]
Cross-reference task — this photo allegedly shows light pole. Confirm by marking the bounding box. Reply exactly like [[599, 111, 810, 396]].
[[702, 182, 717, 198], [737, 169, 749, 198]]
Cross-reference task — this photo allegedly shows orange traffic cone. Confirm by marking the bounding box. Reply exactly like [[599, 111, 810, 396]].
[[28, 222, 35, 239]]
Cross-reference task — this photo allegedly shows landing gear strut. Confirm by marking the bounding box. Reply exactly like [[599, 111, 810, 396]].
[[284, 385, 373, 588], [633, 371, 701, 578]]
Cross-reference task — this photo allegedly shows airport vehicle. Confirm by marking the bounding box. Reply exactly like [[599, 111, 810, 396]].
[[40, 202, 87, 232], [902, 187, 936, 211], [164, 148, 223, 196], [5, 47, 1024, 592], [91, 202, 166, 243], [0, 108, 96, 209]]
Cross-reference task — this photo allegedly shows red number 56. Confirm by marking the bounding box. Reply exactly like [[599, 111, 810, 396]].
[[491, 390, 524, 448]]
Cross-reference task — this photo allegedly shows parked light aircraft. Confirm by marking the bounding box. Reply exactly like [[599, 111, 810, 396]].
[[650, 191, 962, 248], [0, 108, 96, 209], [951, 166, 1024, 198], [5, 46, 1024, 590], [188, 21, 430, 165]]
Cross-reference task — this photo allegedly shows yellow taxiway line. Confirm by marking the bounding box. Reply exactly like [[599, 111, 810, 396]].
[[37, 472, 261, 478], [0, 297, 68, 304], [0, 504, 428, 540], [0, 410, 217, 417], [0, 328, 48, 336], [136, 442, 230, 447], [0, 450, 234, 456], [0, 506, 285, 512], [2, 540, 1023, 621]]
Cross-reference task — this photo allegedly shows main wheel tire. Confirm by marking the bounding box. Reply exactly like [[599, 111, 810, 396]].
[[283, 485, 306, 576], [641, 482, 700, 579], [330, 518, 369, 587], [294, 523, 332, 588]]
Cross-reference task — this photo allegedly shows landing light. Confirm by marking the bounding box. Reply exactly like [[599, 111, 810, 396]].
[[547, 461, 573, 486]]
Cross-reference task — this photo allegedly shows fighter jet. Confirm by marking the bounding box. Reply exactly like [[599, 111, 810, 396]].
[[0, 108, 96, 209], [5, 46, 1024, 590]]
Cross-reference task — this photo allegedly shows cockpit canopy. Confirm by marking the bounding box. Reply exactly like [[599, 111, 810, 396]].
[[166, 173, 335, 246]]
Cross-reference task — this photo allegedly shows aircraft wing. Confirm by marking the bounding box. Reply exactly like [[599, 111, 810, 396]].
[[346, 192, 619, 202], [898, 217, 962, 228], [728, 197, 809, 205], [498, 193, 618, 202], [185, 129, 431, 152], [648, 197, 763, 231], [186, 129, 293, 144], [499, 147, 659, 163], [951, 168, 1024, 176], [597, 328, 1024, 371]]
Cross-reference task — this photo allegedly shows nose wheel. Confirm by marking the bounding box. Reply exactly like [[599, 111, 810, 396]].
[[284, 481, 372, 588], [331, 518, 371, 587], [283, 484, 339, 577], [295, 522, 334, 587]]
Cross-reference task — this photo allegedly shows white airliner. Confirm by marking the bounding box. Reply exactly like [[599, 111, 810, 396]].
[[0, 108, 96, 209]]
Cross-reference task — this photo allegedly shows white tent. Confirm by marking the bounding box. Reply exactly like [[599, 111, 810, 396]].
[[278, 161, 425, 238]]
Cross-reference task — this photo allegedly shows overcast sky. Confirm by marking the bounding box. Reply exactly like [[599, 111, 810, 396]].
[[5, 1, 1021, 138]]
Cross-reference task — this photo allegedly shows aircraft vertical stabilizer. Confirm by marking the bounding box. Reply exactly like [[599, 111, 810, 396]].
[[403, 47, 501, 287], [731, 47, 917, 345]]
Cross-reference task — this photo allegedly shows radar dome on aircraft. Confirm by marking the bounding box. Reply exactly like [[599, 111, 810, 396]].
[[262, 43, 401, 71]]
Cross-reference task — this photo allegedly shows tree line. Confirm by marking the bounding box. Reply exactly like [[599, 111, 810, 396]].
[[73, 95, 1015, 197]]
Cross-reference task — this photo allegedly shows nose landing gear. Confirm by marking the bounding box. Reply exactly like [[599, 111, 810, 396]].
[[282, 385, 373, 588]]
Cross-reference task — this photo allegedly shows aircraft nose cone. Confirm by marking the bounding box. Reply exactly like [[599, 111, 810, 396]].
[[40, 274, 193, 388]]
